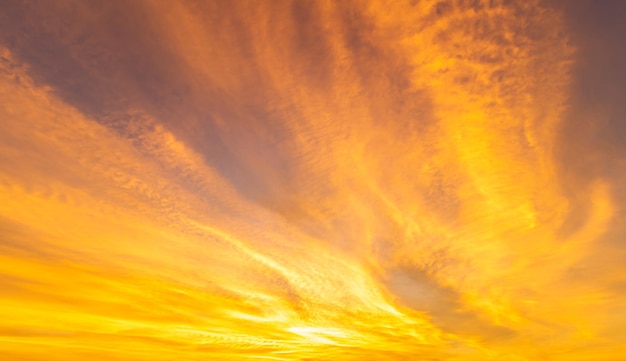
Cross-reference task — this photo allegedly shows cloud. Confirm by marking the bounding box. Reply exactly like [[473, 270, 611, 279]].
[[1, 0, 624, 360]]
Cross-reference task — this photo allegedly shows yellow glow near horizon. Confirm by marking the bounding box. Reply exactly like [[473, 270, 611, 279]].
[[1, 1, 625, 360]]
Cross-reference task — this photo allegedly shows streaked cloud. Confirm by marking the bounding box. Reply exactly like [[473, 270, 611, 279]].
[[1, 0, 625, 360]]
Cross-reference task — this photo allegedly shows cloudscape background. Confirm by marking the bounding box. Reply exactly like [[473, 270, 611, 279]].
[[1, 0, 625, 360]]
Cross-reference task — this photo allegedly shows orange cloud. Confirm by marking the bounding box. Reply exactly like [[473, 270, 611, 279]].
[[1, 1, 624, 360]]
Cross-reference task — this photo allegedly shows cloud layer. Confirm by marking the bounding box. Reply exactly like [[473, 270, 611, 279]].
[[1, 0, 625, 360]]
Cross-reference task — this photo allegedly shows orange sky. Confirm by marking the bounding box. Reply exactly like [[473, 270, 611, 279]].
[[1, 0, 626, 360]]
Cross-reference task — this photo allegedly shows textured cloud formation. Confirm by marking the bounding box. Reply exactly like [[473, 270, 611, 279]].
[[1, 0, 625, 360]]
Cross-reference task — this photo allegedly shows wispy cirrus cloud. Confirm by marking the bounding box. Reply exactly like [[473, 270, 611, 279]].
[[1, 1, 625, 360]]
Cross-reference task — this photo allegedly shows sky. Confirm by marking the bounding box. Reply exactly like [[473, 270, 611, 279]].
[[1, 0, 625, 360]]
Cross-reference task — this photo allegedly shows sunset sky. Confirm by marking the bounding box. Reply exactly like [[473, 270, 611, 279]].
[[1, 0, 626, 360]]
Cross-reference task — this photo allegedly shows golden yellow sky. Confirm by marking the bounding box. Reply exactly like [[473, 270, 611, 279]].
[[1, 0, 626, 360]]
